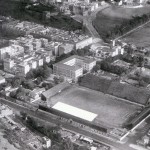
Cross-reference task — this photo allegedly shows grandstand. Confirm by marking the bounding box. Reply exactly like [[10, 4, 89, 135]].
[[52, 102, 98, 122]]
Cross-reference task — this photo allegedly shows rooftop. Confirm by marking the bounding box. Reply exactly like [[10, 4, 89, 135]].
[[53, 55, 96, 71], [56, 55, 95, 65], [42, 82, 71, 99], [52, 102, 98, 122]]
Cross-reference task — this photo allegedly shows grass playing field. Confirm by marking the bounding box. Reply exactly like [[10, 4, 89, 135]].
[[49, 85, 142, 128], [122, 22, 150, 48], [93, 6, 150, 40]]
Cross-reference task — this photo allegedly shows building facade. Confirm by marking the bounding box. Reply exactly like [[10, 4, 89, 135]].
[[53, 55, 96, 80]]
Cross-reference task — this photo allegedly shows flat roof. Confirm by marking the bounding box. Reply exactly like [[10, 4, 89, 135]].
[[54, 55, 96, 65], [52, 102, 97, 122], [53, 55, 96, 71]]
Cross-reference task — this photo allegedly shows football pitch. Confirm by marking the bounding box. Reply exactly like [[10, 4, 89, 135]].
[[49, 85, 142, 128]]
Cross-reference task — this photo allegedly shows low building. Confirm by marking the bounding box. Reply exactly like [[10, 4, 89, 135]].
[[76, 37, 93, 49], [42, 137, 51, 149], [42, 82, 71, 102], [111, 59, 130, 69], [0, 75, 5, 84]]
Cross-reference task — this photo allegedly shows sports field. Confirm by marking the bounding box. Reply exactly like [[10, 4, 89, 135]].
[[49, 85, 141, 128], [93, 6, 150, 40], [122, 22, 150, 48]]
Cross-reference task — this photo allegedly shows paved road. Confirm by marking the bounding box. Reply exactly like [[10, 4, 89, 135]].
[[0, 98, 136, 150], [83, 5, 109, 39]]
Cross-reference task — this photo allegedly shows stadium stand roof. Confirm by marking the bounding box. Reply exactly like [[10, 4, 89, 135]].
[[52, 102, 98, 122], [42, 82, 71, 100]]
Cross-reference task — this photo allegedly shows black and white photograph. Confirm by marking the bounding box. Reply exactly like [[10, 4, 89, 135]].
[[0, 0, 150, 150]]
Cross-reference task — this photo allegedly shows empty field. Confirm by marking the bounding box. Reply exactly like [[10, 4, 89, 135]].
[[122, 22, 150, 48], [93, 6, 150, 40], [49, 85, 141, 128]]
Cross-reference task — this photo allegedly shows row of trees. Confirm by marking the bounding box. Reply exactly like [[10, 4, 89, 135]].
[[5, 64, 52, 89], [5, 65, 53, 101], [104, 13, 150, 41], [121, 53, 145, 67], [92, 60, 127, 75], [26, 64, 52, 80], [10, 87, 30, 101]]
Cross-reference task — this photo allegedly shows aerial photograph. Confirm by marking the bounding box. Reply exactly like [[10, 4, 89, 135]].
[[0, 0, 150, 150]]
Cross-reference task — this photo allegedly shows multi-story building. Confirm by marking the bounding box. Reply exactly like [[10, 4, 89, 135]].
[[28, 60, 37, 69], [58, 43, 74, 56], [3, 58, 15, 72], [36, 57, 44, 67], [18, 62, 30, 75], [0, 45, 24, 60], [43, 55, 51, 63], [53, 55, 96, 80], [75, 37, 93, 49]]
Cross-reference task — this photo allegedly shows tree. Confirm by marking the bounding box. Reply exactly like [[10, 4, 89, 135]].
[[10, 91, 17, 98], [92, 64, 101, 72], [61, 138, 74, 150], [43, 66, 51, 79], [11, 78, 21, 87], [26, 116, 37, 128], [26, 71, 34, 79], [36, 76, 43, 85], [53, 76, 60, 84], [20, 112, 27, 120], [59, 76, 64, 83], [22, 80, 35, 90]]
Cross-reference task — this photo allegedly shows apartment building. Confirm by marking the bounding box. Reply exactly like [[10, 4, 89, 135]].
[[3, 58, 15, 73], [18, 62, 30, 75], [0, 45, 24, 60], [75, 37, 93, 49], [58, 43, 74, 56], [53, 55, 96, 80]]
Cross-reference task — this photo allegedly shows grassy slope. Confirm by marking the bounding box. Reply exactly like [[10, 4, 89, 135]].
[[93, 6, 150, 40], [122, 22, 150, 48]]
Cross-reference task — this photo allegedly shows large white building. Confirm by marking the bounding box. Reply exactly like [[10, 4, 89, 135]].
[[53, 55, 96, 80], [75, 37, 93, 49]]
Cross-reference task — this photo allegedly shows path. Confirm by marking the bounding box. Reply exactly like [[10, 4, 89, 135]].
[[114, 19, 150, 41], [83, 4, 109, 39]]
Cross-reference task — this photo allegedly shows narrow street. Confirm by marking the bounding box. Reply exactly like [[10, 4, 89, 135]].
[[83, 5, 109, 39]]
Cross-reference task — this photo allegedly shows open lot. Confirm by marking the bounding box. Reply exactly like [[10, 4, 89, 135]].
[[49, 85, 141, 128], [122, 22, 150, 48], [93, 6, 150, 40]]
